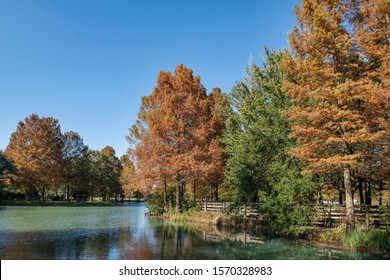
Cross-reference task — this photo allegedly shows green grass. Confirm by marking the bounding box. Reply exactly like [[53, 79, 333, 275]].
[[365, 229, 390, 252], [317, 226, 390, 256], [341, 229, 367, 249], [341, 228, 390, 253]]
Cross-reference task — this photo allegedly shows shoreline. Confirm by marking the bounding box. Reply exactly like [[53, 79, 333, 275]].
[[157, 210, 390, 259]]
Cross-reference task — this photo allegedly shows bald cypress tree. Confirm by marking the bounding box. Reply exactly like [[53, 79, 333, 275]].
[[5, 114, 63, 203], [282, 0, 389, 232], [131, 65, 224, 214]]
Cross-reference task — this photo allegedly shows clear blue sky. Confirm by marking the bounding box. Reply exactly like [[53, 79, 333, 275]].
[[0, 0, 299, 157]]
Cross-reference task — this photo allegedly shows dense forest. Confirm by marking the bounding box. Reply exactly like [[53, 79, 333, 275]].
[[1, 0, 389, 235]]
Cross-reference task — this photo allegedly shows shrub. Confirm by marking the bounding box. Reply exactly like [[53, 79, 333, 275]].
[[146, 194, 166, 216]]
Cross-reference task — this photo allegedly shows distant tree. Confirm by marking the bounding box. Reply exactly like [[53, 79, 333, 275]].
[[62, 131, 88, 202], [5, 114, 63, 203], [0, 150, 17, 201], [99, 146, 123, 201], [282, 0, 389, 232], [72, 150, 97, 202], [119, 154, 138, 199], [0, 150, 16, 183]]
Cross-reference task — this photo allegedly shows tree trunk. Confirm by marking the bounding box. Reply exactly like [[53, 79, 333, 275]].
[[192, 180, 196, 207], [379, 180, 383, 206], [344, 168, 355, 233], [213, 183, 219, 201], [339, 179, 344, 205], [163, 178, 168, 212], [179, 184, 184, 200], [358, 178, 364, 205], [64, 162, 71, 203], [317, 186, 323, 203], [41, 186, 46, 205], [175, 181, 182, 215], [365, 180, 371, 205], [66, 183, 70, 203]]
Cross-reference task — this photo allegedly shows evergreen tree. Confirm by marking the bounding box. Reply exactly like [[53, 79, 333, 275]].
[[223, 47, 315, 234]]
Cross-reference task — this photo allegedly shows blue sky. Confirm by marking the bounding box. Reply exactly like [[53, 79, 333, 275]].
[[0, 0, 299, 157]]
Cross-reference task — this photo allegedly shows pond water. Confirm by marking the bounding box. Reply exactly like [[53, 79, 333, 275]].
[[0, 203, 384, 260]]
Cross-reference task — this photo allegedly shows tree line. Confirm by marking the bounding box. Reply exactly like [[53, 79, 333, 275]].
[[128, 0, 389, 233], [0, 0, 388, 233], [0, 114, 138, 203]]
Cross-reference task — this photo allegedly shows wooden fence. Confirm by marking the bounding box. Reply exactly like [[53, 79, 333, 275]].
[[312, 204, 389, 227], [199, 201, 390, 227], [200, 201, 260, 217]]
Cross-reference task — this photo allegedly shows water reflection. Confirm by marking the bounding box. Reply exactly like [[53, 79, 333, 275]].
[[0, 203, 384, 260]]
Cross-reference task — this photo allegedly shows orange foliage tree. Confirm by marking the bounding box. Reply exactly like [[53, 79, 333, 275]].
[[5, 114, 63, 202], [282, 0, 389, 232], [130, 64, 224, 214]]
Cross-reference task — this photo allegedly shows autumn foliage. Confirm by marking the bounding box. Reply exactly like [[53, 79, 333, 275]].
[[5, 114, 63, 202], [282, 0, 389, 231], [4, 114, 125, 203], [129, 64, 225, 214]]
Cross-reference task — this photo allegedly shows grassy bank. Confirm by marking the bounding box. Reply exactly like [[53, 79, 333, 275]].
[[159, 209, 390, 258], [153, 209, 222, 232], [316, 227, 390, 256]]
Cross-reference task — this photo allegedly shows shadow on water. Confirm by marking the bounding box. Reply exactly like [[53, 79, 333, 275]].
[[0, 203, 386, 260]]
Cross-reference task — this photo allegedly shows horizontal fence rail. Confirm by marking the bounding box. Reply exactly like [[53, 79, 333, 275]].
[[312, 204, 390, 227], [200, 201, 259, 214], [198, 201, 390, 227]]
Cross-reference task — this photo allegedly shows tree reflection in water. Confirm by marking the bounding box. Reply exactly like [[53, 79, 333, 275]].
[[0, 204, 384, 260]]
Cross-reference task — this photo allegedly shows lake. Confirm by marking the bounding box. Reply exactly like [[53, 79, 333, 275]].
[[0, 202, 384, 260]]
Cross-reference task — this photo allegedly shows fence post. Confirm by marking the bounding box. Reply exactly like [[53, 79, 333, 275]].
[[327, 204, 332, 227], [244, 203, 247, 229]]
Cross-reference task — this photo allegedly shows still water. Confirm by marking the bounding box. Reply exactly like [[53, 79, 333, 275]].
[[0, 203, 384, 260]]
